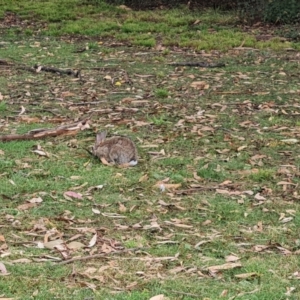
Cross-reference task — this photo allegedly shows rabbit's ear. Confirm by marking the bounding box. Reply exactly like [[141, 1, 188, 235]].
[[96, 131, 107, 144]]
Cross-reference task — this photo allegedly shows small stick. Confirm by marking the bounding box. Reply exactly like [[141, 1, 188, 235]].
[[169, 62, 225, 68], [57, 247, 147, 265]]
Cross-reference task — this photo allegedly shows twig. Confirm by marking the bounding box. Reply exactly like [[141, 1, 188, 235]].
[[169, 62, 225, 68], [68, 101, 107, 106], [57, 247, 147, 265], [175, 186, 217, 195], [33, 65, 80, 77], [15, 64, 80, 77]]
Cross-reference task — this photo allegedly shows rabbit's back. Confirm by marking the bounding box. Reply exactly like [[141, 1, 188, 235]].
[[108, 137, 137, 163], [94, 136, 138, 165]]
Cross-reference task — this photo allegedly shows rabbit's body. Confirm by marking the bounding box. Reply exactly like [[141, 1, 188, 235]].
[[93, 132, 138, 166]]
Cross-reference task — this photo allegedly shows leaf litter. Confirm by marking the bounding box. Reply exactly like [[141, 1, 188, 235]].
[[1, 34, 300, 298]]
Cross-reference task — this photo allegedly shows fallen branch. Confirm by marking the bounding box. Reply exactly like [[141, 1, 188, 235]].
[[17, 64, 80, 78], [1, 59, 80, 78], [0, 119, 90, 142], [68, 101, 107, 106], [58, 247, 147, 265]]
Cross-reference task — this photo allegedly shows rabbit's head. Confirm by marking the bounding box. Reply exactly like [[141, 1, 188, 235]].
[[92, 131, 108, 157]]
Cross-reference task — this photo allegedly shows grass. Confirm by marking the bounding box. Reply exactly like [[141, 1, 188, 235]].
[[0, 0, 299, 51], [1, 1, 300, 299]]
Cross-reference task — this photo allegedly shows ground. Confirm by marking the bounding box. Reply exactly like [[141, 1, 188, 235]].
[[0, 2, 300, 300]]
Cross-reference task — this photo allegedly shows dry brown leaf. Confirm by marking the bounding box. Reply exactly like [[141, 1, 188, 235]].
[[154, 180, 181, 191], [61, 91, 76, 98], [208, 262, 242, 272], [225, 255, 240, 262], [139, 174, 148, 182], [134, 120, 151, 127], [168, 266, 185, 274], [216, 189, 230, 195], [237, 145, 247, 152], [121, 97, 136, 103], [0, 262, 8, 275], [19, 116, 40, 123], [119, 203, 127, 213], [235, 272, 259, 279], [149, 294, 166, 300], [202, 219, 212, 226], [92, 208, 101, 214], [63, 191, 83, 200], [277, 181, 296, 186], [44, 239, 64, 249], [32, 150, 49, 157], [17, 202, 38, 211], [103, 75, 112, 81], [67, 241, 85, 250], [164, 220, 192, 228], [28, 197, 43, 204], [252, 245, 269, 252], [0, 235, 6, 242], [101, 212, 126, 219], [143, 221, 161, 231], [10, 258, 32, 264], [280, 217, 293, 224], [281, 139, 298, 144], [100, 157, 111, 166], [190, 81, 209, 90], [88, 233, 97, 248], [254, 193, 266, 201]]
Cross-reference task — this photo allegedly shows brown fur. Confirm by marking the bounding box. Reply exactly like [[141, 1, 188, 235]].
[[92, 131, 138, 166]]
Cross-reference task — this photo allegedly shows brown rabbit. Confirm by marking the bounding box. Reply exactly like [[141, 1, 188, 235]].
[[92, 131, 138, 167]]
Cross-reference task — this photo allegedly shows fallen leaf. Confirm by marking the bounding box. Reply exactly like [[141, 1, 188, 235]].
[[277, 181, 296, 186], [190, 81, 209, 89], [63, 191, 83, 200], [281, 139, 298, 144], [67, 241, 85, 250], [225, 255, 240, 262], [32, 150, 49, 157], [235, 272, 259, 279], [17, 202, 38, 211], [104, 75, 112, 80], [88, 233, 97, 248], [149, 295, 166, 300], [119, 203, 127, 213], [208, 262, 242, 272], [44, 239, 64, 249], [28, 197, 43, 203], [154, 182, 181, 190], [10, 258, 32, 264], [92, 208, 101, 214], [280, 217, 293, 223], [0, 262, 8, 275], [237, 145, 247, 151], [139, 174, 148, 182], [254, 193, 266, 201]]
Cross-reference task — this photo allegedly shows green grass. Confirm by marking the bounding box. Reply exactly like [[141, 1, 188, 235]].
[[0, 0, 299, 51], [1, 1, 300, 299]]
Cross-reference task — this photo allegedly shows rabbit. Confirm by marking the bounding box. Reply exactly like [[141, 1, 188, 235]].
[[92, 131, 138, 167]]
